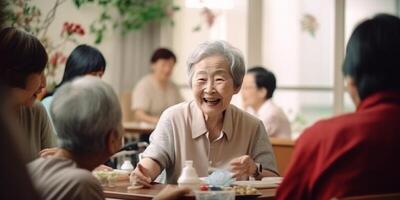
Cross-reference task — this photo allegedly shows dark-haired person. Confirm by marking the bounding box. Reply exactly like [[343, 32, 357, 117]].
[[131, 48, 183, 125], [0, 88, 41, 200], [0, 3, 41, 199], [42, 44, 106, 112], [0, 27, 56, 161], [241, 67, 291, 138], [276, 14, 400, 200]]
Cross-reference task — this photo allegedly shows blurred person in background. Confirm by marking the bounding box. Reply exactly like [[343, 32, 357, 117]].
[[241, 67, 291, 139], [42, 44, 106, 113], [131, 48, 183, 126]]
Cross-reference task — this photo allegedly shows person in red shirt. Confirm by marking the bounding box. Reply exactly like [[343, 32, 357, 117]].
[[276, 14, 400, 200]]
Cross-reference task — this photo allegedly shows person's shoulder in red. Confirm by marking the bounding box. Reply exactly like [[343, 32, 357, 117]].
[[275, 110, 355, 200], [276, 92, 400, 200]]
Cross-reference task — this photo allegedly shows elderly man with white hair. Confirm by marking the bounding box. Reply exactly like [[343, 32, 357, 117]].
[[132, 40, 278, 186], [28, 76, 123, 200]]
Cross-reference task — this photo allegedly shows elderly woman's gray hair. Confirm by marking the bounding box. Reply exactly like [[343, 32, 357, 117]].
[[187, 40, 246, 89], [50, 76, 122, 154]]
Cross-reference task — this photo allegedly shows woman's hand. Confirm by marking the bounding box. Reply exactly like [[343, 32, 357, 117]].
[[130, 163, 152, 188], [229, 155, 257, 180], [39, 147, 59, 157]]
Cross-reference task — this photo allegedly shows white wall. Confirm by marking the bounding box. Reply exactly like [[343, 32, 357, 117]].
[[171, 0, 248, 100], [343, 0, 397, 110], [31, 0, 123, 92], [345, 0, 397, 43]]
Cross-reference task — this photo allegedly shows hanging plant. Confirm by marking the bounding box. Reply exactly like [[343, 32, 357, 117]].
[[73, 0, 180, 44]]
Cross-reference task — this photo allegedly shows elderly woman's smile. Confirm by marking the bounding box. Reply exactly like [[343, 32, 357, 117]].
[[203, 97, 220, 105], [191, 55, 239, 117]]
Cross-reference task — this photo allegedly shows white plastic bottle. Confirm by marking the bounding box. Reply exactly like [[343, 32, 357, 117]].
[[120, 160, 134, 172], [177, 160, 201, 190]]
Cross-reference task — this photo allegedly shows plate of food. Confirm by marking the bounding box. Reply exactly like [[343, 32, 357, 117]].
[[233, 185, 262, 200], [233, 180, 279, 189], [195, 185, 261, 200], [261, 176, 283, 184], [93, 169, 130, 187]]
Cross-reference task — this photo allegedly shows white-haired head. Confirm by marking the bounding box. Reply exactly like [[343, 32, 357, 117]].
[[50, 76, 122, 154], [186, 40, 246, 89]]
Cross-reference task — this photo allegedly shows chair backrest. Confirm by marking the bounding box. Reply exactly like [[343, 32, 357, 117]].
[[270, 138, 295, 175], [119, 91, 135, 122], [332, 193, 400, 200]]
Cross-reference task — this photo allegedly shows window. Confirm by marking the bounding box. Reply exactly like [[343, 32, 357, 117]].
[[172, 0, 399, 138]]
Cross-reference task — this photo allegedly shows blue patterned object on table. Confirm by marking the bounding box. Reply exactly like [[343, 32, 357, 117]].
[[204, 170, 235, 187]]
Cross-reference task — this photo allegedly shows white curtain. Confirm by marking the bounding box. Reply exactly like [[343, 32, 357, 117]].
[[118, 22, 162, 94]]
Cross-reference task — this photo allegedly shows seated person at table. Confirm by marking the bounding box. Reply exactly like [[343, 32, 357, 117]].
[[0, 8, 42, 199], [28, 76, 191, 200], [42, 44, 106, 114], [0, 27, 55, 161], [0, 86, 41, 200], [131, 48, 183, 125], [276, 14, 400, 200], [241, 67, 291, 139], [131, 41, 278, 186], [28, 77, 123, 200]]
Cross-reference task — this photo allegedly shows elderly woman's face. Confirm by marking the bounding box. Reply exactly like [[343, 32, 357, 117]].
[[192, 55, 239, 117]]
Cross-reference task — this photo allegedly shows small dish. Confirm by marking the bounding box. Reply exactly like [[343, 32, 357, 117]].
[[233, 181, 279, 189]]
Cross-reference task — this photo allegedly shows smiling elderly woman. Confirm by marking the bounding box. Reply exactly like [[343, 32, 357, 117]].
[[132, 40, 278, 185]]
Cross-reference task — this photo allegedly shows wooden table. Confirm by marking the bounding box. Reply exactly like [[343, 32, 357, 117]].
[[104, 184, 276, 200], [123, 122, 155, 135]]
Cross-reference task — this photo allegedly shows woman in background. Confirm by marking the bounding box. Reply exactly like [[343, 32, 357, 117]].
[[131, 48, 183, 125], [42, 44, 106, 112]]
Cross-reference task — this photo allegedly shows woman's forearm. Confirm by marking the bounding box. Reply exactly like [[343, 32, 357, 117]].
[[134, 109, 159, 125]]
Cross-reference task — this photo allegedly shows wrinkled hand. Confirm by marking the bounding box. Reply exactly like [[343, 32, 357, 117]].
[[153, 185, 191, 200], [39, 147, 59, 158], [130, 163, 152, 188], [229, 155, 257, 180]]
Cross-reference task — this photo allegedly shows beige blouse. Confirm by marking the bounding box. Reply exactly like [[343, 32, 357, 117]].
[[246, 100, 292, 139], [142, 101, 278, 183], [131, 75, 183, 117]]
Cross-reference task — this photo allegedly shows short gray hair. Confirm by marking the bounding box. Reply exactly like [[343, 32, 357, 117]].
[[187, 40, 246, 88], [50, 76, 122, 154]]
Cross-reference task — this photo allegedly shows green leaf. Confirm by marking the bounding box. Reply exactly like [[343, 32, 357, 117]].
[[95, 33, 102, 44], [172, 5, 180, 11]]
